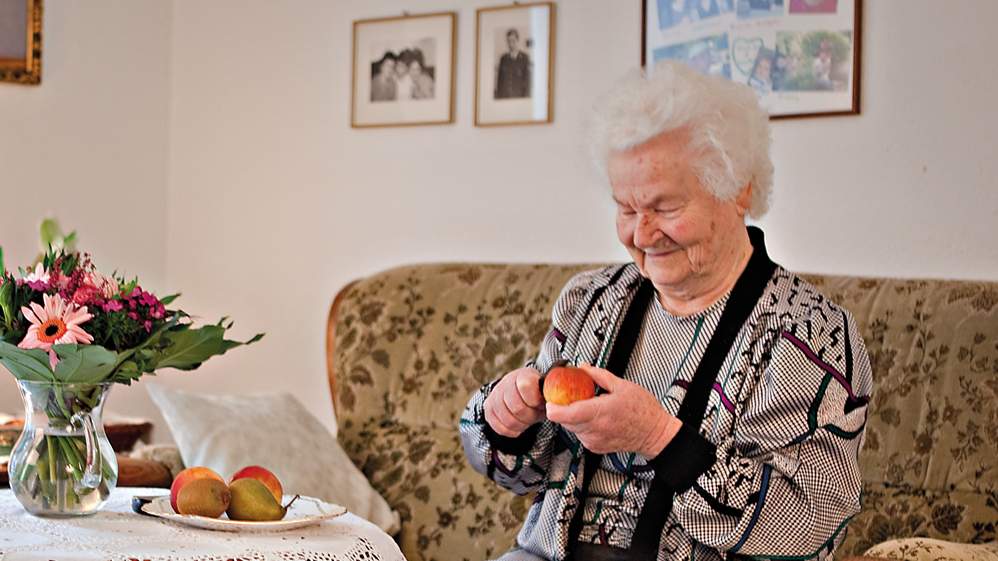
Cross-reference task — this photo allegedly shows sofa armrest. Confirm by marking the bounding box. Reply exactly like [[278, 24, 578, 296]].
[[117, 455, 172, 488]]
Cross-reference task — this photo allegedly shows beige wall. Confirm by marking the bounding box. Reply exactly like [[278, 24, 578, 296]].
[[3, 1, 997, 441], [0, 1, 172, 424]]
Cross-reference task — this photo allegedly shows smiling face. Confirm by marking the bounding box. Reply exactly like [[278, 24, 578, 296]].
[[608, 130, 751, 302]]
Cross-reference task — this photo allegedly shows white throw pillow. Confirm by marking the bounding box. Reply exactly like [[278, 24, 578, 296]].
[[146, 384, 399, 534]]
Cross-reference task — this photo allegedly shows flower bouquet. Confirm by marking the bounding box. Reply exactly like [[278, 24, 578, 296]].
[[0, 221, 262, 516]]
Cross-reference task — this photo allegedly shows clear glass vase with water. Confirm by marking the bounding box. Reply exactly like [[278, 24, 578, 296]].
[[7, 380, 118, 517]]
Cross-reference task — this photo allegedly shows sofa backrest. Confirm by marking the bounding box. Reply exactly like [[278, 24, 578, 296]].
[[328, 264, 997, 560]]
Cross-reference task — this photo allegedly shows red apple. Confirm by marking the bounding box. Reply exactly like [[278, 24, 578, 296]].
[[229, 465, 283, 503], [543, 366, 596, 405], [170, 466, 224, 514]]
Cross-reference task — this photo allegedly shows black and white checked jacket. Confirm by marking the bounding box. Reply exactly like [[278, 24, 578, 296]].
[[459, 234, 873, 561]]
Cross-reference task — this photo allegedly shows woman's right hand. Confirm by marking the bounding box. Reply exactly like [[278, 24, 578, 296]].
[[484, 367, 546, 437]]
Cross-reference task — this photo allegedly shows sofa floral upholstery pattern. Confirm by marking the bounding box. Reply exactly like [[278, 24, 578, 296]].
[[328, 264, 997, 561]]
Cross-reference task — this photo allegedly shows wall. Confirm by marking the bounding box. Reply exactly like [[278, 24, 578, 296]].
[[0, 2, 172, 422], [163, 0, 998, 440]]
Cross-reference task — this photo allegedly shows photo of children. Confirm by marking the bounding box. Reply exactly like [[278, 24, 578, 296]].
[[747, 47, 776, 93], [653, 34, 731, 78], [773, 30, 852, 91]]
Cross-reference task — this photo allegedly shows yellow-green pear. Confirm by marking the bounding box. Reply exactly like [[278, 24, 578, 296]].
[[176, 478, 231, 518], [226, 478, 286, 521]]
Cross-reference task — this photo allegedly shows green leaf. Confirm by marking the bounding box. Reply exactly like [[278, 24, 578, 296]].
[[0, 279, 13, 328], [52, 344, 118, 384], [0, 341, 54, 381], [159, 293, 180, 306], [153, 325, 225, 370], [109, 359, 143, 385], [154, 325, 263, 371], [0, 246, 5, 273], [219, 331, 264, 353]]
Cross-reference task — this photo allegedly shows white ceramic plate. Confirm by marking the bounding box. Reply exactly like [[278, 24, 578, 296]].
[[138, 494, 347, 532]]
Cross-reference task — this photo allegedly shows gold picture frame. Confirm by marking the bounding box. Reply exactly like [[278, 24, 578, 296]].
[[0, 0, 42, 85], [475, 2, 556, 127], [351, 11, 457, 128]]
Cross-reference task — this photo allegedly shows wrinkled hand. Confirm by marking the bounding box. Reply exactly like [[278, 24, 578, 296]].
[[484, 367, 546, 438], [545, 363, 681, 458]]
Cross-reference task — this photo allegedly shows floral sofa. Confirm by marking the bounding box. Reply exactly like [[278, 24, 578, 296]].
[[326, 264, 997, 561]]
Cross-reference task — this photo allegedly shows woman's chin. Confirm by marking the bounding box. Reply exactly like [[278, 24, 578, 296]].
[[640, 257, 689, 286]]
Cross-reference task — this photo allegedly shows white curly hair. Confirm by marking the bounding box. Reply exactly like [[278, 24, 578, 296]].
[[588, 60, 773, 218]]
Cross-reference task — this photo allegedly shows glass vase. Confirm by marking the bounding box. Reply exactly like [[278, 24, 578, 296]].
[[7, 380, 118, 517]]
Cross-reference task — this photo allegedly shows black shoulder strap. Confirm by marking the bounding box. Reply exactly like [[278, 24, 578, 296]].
[[564, 279, 655, 555], [564, 227, 777, 560], [629, 229, 776, 559]]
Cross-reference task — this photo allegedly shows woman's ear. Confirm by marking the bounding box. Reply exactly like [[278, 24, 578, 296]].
[[735, 183, 753, 217]]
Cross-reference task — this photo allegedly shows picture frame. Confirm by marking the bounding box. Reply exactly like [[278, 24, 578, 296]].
[[351, 11, 457, 128], [0, 0, 42, 85], [642, 0, 862, 119], [475, 2, 556, 127]]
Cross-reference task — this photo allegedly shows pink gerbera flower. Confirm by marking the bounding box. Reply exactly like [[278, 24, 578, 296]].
[[19, 294, 94, 369]]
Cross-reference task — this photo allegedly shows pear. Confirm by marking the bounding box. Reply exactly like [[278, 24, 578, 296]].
[[176, 478, 231, 518], [226, 478, 287, 521]]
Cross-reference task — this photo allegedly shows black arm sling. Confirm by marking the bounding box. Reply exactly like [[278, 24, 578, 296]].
[[565, 229, 775, 561]]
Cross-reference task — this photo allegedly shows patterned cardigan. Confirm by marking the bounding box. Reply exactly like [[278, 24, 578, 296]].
[[459, 231, 874, 561]]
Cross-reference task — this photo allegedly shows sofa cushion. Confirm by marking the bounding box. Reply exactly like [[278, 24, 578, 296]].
[[865, 538, 998, 561], [837, 482, 997, 557]]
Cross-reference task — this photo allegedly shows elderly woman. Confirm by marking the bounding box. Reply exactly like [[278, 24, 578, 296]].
[[459, 61, 872, 561]]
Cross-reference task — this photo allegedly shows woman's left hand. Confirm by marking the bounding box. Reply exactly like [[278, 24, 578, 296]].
[[545, 363, 681, 458]]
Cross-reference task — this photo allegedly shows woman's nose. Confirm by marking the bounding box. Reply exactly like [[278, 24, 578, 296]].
[[633, 214, 663, 248]]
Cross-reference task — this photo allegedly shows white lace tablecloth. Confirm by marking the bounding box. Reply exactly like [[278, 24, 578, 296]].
[[0, 488, 407, 561]]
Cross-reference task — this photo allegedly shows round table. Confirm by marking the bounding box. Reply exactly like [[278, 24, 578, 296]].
[[0, 487, 407, 561]]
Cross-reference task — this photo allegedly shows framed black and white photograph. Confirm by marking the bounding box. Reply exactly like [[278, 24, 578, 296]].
[[352, 11, 456, 128], [0, 0, 42, 85], [642, 0, 861, 119], [475, 2, 555, 127]]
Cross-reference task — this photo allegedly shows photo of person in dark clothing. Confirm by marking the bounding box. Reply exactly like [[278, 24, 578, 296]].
[[494, 28, 531, 99]]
